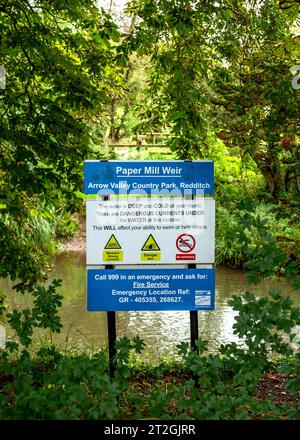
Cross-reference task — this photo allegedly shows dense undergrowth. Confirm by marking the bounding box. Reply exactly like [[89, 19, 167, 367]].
[[216, 198, 300, 268], [0, 289, 299, 420]]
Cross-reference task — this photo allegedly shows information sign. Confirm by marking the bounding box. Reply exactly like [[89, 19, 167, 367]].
[[86, 198, 215, 264], [87, 268, 215, 311], [84, 160, 214, 195]]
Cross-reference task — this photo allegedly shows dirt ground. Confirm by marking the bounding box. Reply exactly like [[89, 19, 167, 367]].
[[256, 372, 299, 408]]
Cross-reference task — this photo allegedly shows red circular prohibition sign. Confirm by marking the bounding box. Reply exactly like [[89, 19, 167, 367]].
[[176, 234, 196, 253]]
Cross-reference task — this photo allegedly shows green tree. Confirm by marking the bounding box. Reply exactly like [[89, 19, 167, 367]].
[[0, 1, 122, 339], [126, 0, 216, 157], [127, 0, 300, 199], [211, 1, 300, 200]]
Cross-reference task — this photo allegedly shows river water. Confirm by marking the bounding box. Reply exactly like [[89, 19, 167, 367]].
[[2, 252, 299, 360]]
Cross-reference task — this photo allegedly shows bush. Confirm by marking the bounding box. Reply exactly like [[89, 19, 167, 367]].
[[1, 290, 299, 420], [216, 202, 300, 274]]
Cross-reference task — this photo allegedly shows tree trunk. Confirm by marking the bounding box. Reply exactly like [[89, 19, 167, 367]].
[[253, 150, 285, 200]]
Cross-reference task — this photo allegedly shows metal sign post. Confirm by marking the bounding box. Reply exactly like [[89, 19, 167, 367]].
[[185, 191, 200, 355], [107, 311, 117, 378], [105, 264, 117, 378], [188, 264, 199, 353]]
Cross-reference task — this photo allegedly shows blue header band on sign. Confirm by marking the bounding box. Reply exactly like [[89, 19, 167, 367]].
[[87, 268, 215, 311], [84, 160, 214, 195]]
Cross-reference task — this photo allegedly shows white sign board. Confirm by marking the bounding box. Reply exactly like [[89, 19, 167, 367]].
[[86, 198, 215, 265]]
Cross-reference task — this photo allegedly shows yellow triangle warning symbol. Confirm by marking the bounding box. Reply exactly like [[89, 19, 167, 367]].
[[141, 234, 160, 251], [104, 234, 122, 249]]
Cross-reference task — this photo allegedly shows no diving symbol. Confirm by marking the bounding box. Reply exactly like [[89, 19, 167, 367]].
[[176, 234, 196, 253]]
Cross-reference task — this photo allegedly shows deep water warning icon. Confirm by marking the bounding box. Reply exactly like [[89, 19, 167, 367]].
[[141, 234, 160, 251], [140, 234, 161, 261]]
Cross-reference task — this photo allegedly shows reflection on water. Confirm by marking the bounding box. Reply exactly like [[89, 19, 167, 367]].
[[1, 252, 299, 360]]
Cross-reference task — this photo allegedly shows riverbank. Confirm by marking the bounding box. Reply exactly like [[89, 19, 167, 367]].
[[60, 214, 86, 253]]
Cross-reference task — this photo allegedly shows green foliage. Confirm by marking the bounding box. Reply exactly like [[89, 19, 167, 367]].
[[279, 351, 300, 396], [237, 206, 300, 281], [0, 1, 128, 361], [54, 213, 79, 240], [0, 0, 124, 293], [7, 279, 63, 347], [172, 290, 300, 420], [119, 290, 300, 420], [0, 347, 120, 420], [105, 54, 154, 141], [216, 206, 247, 266], [229, 290, 300, 358], [1, 289, 299, 420], [216, 201, 300, 271], [0, 289, 6, 322], [127, 0, 300, 200], [0, 0, 299, 422]]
